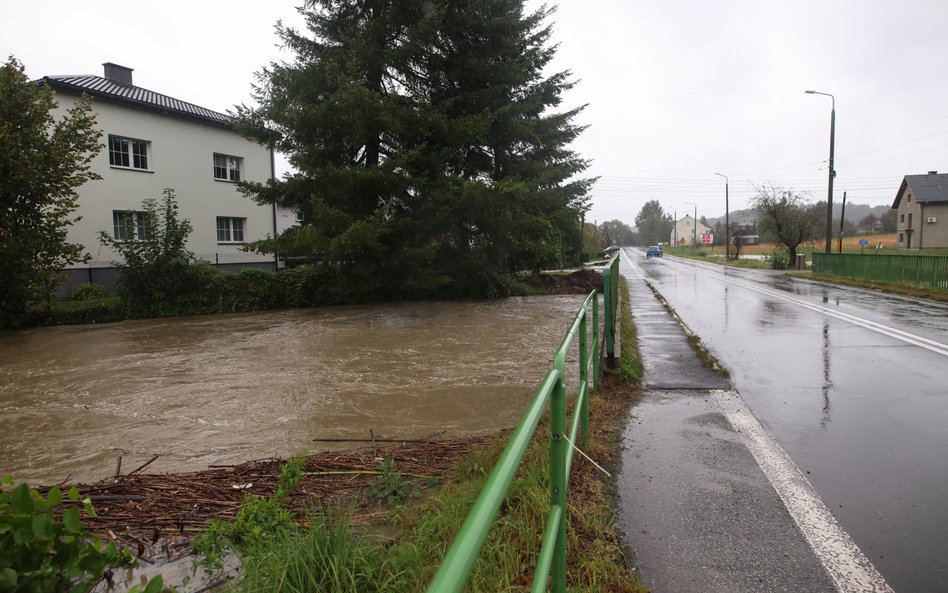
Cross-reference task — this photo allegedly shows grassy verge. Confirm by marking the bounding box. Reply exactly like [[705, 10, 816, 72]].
[[798, 273, 948, 303], [643, 281, 730, 379], [191, 292, 647, 592]]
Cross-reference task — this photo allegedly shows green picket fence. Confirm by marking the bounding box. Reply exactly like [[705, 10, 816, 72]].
[[426, 257, 620, 593], [812, 253, 948, 289]]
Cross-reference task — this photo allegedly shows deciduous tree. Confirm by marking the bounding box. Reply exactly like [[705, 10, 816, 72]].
[[751, 184, 820, 264], [0, 57, 101, 327], [634, 200, 673, 246]]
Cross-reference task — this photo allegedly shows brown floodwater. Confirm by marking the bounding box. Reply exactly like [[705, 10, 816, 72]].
[[0, 296, 589, 485]]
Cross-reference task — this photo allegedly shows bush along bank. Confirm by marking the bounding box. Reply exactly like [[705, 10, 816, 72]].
[[12, 266, 605, 328]]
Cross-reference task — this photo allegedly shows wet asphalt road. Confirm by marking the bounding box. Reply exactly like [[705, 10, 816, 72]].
[[619, 248, 948, 593], [615, 269, 840, 593]]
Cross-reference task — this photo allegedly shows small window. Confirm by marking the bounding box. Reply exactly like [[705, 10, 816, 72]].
[[213, 153, 242, 182], [109, 135, 150, 170], [900, 214, 905, 223], [217, 217, 246, 243], [112, 210, 149, 241], [899, 233, 904, 243]]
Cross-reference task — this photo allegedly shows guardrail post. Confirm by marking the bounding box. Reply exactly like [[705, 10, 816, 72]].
[[592, 292, 600, 390], [551, 349, 568, 593], [578, 308, 589, 447], [603, 258, 618, 368]]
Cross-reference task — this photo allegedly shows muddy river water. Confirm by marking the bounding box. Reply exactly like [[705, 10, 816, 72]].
[[0, 296, 588, 485]]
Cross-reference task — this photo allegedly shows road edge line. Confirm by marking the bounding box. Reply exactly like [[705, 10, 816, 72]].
[[711, 389, 894, 593]]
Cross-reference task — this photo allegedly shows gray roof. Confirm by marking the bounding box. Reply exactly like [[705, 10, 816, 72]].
[[41, 75, 231, 128], [894, 172, 948, 208]]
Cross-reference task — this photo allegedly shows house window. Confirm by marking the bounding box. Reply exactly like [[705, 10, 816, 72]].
[[899, 233, 904, 243], [112, 210, 149, 241], [900, 214, 905, 223], [109, 135, 149, 170], [213, 153, 242, 182], [217, 217, 246, 243]]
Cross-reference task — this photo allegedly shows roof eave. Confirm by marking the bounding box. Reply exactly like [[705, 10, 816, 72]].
[[42, 77, 232, 130]]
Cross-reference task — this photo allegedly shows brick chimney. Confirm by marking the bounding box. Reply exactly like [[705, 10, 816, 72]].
[[102, 62, 133, 85], [927, 170, 939, 175]]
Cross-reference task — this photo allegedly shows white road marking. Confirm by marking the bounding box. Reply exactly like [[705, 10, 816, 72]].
[[619, 249, 896, 592], [713, 389, 894, 593], [633, 250, 948, 357]]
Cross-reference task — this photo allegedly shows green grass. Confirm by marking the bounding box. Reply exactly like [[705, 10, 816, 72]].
[[617, 277, 644, 382]]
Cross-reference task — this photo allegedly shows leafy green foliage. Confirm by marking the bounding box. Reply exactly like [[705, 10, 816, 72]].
[[98, 188, 197, 317], [0, 476, 149, 593], [765, 246, 791, 270], [67, 282, 109, 301], [0, 57, 102, 328], [365, 458, 419, 505], [191, 453, 307, 573], [635, 200, 674, 247]]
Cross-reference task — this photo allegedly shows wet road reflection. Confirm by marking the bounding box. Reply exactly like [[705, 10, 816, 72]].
[[623, 249, 948, 593], [0, 296, 586, 485]]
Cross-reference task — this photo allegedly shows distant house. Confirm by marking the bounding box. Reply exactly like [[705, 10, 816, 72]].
[[41, 62, 280, 294], [670, 215, 712, 246], [892, 171, 948, 249]]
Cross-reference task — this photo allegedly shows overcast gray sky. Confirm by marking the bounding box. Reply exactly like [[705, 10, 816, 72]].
[[4, 0, 947, 227]]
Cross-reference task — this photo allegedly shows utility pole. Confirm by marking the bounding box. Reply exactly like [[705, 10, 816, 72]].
[[715, 173, 729, 260], [837, 191, 847, 254], [806, 90, 836, 253]]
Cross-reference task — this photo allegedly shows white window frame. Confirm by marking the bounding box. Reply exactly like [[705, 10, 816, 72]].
[[108, 135, 151, 171], [213, 153, 242, 182], [112, 210, 150, 241], [217, 216, 246, 243]]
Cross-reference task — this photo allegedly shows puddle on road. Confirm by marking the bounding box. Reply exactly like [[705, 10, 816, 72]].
[[0, 296, 587, 485]]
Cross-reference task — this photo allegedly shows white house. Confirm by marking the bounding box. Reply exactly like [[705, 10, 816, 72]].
[[670, 215, 712, 246], [41, 63, 278, 293]]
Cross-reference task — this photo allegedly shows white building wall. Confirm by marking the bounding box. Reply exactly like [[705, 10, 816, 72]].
[[671, 215, 711, 246], [50, 92, 275, 270]]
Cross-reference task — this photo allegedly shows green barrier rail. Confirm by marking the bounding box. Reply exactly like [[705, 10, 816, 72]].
[[426, 256, 621, 593], [813, 252, 948, 289]]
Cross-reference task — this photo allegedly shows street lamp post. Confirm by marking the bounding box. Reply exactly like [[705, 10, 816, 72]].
[[805, 90, 835, 254], [714, 173, 729, 260]]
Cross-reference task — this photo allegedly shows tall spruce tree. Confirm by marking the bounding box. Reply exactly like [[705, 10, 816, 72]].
[[235, 0, 592, 299]]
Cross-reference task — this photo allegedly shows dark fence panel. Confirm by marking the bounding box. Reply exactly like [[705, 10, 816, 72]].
[[812, 253, 948, 289]]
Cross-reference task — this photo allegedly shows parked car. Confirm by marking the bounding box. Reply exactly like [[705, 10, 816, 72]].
[[646, 245, 663, 258]]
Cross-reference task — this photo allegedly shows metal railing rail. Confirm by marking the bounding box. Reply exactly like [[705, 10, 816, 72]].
[[426, 256, 621, 593]]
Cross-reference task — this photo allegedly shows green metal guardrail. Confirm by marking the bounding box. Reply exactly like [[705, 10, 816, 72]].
[[426, 257, 621, 593], [813, 252, 948, 289]]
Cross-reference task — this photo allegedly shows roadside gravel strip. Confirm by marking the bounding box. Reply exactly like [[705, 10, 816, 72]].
[[616, 249, 893, 593]]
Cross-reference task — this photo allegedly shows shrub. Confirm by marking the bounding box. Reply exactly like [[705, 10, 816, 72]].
[[0, 476, 151, 592], [765, 247, 791, 270], [68, 282, 109, 301]]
